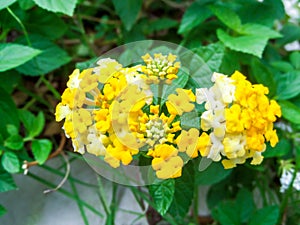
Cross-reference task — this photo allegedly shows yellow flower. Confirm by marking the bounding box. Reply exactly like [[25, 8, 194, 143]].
[[93, 58, 122, 83], [166, 88, 195, 115], [73, 108, 93, 134], [176, 128, 200, 158]]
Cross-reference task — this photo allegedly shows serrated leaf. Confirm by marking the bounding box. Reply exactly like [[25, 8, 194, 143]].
[[0, 43, 41, 72], [15, 35, 71, 76], [237, 23, 282, 39], [0, 87, 19, 138], [0, 205, 6, 217], [210, 5, 242, 31], [0, 171, 17, 192], [275, 71, 300, 100], [248, 205, 279, 225], [112, 0, 142, 31], [24, 8, 67, 39], [4, 134, 23, 150], [178, 3, 211, 34], [33, 0, 77, 16], [195, 160, 232, 185], [168, 161, 194, 223], [31, 139, 52, 165], [1, 151, 20, 173], [236, 189, 255, 223], [217, 29, 268, 58], [279, 100, 300, 124], [194, 42, 225, 71], [149, 179, 175, 216], [0, 0, 16, 10]]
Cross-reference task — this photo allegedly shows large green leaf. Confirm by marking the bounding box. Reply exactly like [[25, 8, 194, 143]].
[[0, 205, 6, 217], [0, 87, 19, 138], [18, 0, 35, 10], [212, 201, 240, 225], [0, 171, 17, 192], [112, 0, 142, 31], [178, 2, 211, 34], [275, 71, 300, 100], [279, 100, 300, 124], [0, 43, 41, 72], [24, 8, 67, 39], [31, 139, 52, 165], [149, 179, 175, 216], [194, 42, 225, 72], [248, 206, 279, 225], [0, 0, 16, 10], [4, 134, 23, 150], [16, 35, 71, 76], [237, 23, 281, 39], [236, 189, 255, 223], [1, 151, 20, 173], [33, 0, 77, 16], [195, 161, 232, 185], [217, 29, 268, 58], [168, 161, 194, 223]]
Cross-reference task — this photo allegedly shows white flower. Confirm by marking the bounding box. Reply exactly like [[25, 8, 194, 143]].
[[280, 168, 300, 193]]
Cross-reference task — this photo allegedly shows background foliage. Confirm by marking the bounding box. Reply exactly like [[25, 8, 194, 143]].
[[0, 0, 300, 224]]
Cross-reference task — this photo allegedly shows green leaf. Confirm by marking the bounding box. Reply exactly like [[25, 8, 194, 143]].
[[194, 42, 225, 71], [263, 138, 292, 158], [236, 189, 255, 223], [0, 0, 16, 10], [149, 179, 175, 216], [178, 2, 211, 34], [217, 29, 268, 58], [0, 171, 17, 192], [24, 8, 67, 39], [30, 112, 45, 138], [4, 134, 23, 150], [0, 43, 41, 72], [195, 161, 232, 185], [1, 151, 20, 173], [290, 51, 300, 70], [278, 100, 300, 124], [275, 71, 300, 100], [0, 205, 6, 217], [112, 0, 142, 31], [210, 5, 242, 31], [277, 23, 300, 46], [271, 61, 294, 73], [18, 0, 35, 10], [250, 58, 276, 97], [237, 23, 282, 39], [0, 87, 19, 138], [6, 125, 18, 136], [180, 111, 200, 130], [149, 18, 178, 33], [248, 205, 279, 225], [0, 70, 21, 94], [33, 0, 77, 16], [15, 35, 71, 76], [212, 201, 240, 225], [168, 161, 194, 222], [31, 139, 52, 165]]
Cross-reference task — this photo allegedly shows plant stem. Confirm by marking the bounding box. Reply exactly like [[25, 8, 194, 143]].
[[158, 81, 164, 108], [193, 185, 199, 225], [6, 7, 31, 46], [97, 175, 111, 216], [40, 75, 61, 100]]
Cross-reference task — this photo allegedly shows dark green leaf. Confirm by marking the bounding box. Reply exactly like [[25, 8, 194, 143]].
[[212, 201, 240, 225], [195, 161, 232, 185], [271, 61, 294, 73], [112, 0, 142, 31], [31, 139, 52, 165], [33, 0, 77, 16], [6, 125, 18, 136], [149, 18, 178, 33], [279, 100, 300, 124], [277, 23, 300, 46], [15, 35, 71, 76], [250, 58, 276, 97], [0, 171, 17, 192], [1, 151, 20, 173], [18, 109, 35, 134], [248, 205, 279, 225], [0, 43, 41, 72], [30, 112, 45, 138], [236, 189, 255, 223], [194, 42, 225, 71], [263, 138, 292, 158], [168, 161, 194, 222], [0, 0, 16, 10], [217, 29, 268, 58], [290, 51, 300, 70], [0, 70, 21, 94], [24, 8, 67, 39], [18, 0, 35, 10], [178, 3, 211, 34], [275, 71, 300, 100], [0, 87, 19, 138], [0, 205, 6, 217], [4, 134, 23, 150], [149, 179, 175, 216]]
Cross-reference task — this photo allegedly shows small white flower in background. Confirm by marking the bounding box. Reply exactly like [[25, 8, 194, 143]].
[[280, 168, 300, 193]]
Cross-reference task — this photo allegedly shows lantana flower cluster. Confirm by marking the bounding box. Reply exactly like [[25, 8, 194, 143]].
[[55, 52, 281, 180]]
